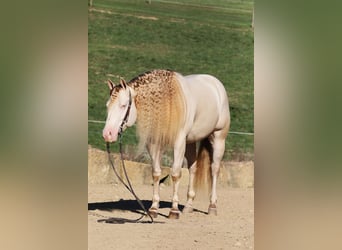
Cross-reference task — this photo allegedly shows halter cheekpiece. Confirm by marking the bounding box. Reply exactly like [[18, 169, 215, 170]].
[[118, 89, 132, 136]]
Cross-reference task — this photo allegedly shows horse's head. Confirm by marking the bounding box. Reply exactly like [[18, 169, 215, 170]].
[[102, 78, 137, 142]]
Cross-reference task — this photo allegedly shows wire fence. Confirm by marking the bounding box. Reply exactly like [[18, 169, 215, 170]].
[[88, 120, 254, 136]]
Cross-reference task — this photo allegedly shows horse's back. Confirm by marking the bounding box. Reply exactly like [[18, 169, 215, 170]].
[[183, 74, 228, 104]]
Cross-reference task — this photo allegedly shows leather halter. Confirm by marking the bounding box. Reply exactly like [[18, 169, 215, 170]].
[[118, 89, 132, 136]]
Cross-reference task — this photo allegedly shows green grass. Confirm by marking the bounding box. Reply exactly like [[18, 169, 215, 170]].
[[88, 0, 254, 162]]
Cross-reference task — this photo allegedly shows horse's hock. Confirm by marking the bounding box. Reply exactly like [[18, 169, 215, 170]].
[[88, 146, 254, 188]]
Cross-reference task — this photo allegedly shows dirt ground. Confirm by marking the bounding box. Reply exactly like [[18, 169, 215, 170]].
[[88, 181, 254, 250]]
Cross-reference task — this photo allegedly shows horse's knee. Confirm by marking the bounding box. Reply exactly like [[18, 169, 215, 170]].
[[171, 168, 182, 180], [152, 175, 160, 183], [152, 167, 161, 177]]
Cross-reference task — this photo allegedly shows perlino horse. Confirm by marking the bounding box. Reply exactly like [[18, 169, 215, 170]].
[[103, 69, 230, 219]]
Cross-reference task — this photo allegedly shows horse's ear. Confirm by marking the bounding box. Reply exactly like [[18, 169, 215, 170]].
[[120, 78, 127, 89], [107, 79, 115, 90]]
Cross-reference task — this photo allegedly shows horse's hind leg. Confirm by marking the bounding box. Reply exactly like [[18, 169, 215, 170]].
[[183, 142, 197, 213], [147, 143, 163, 218], [208, 129, 228, 215]]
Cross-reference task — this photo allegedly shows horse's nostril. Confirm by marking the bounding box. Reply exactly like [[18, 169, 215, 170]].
[[103, 129, 110, 140]]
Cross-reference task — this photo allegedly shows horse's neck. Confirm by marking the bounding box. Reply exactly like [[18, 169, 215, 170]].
[[130, 81, 145, 95], [129, 82, 149, 108]]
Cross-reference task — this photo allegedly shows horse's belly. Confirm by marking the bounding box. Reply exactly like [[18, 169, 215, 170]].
[[186, 130, 210, 142], [186, 116, 218, 142]]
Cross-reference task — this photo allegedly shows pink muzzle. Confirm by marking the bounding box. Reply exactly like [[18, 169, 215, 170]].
[[102, 126, 118, 142]]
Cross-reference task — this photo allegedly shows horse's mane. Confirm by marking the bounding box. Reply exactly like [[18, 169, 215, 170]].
[[128, 69, 186, 149]]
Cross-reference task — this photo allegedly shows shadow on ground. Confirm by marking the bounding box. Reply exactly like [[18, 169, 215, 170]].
[[88, 199, 207, 220]]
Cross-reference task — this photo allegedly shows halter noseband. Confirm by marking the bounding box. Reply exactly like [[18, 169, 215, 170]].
[[118, 89, 132, 136]]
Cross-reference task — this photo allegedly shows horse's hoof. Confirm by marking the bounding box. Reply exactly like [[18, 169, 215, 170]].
[[168, 209, 181, 219], [208, 204, 217, 215], [182, 206, 194, 213], [148, 208, 158, 218]]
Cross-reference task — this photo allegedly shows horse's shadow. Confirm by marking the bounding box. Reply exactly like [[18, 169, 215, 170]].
[[88, 199, 207, 219]]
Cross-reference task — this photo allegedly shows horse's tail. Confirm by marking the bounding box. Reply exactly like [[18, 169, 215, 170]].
[[194, 138, 213, 195]]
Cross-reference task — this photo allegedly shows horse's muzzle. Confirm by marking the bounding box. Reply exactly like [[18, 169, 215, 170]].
[[102, 128, 118, 142]]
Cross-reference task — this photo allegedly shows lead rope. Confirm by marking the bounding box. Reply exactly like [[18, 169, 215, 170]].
[[102, 134, 154, 224]]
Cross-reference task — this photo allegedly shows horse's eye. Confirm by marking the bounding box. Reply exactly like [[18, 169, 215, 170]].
[[120, 104, 127, 109]]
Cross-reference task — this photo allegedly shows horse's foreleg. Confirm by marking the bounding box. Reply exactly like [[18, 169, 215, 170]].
[[183, 143, 197, 213], [147, 143, 162, 218], [209, 133, 226, 215], [169, 137, 186, 219]]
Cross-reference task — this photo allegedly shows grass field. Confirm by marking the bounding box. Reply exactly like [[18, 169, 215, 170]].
[[88, 0, 254, 162]]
